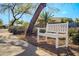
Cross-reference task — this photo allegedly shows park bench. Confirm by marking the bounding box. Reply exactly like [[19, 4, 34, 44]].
[[37, 22, 68, 48]]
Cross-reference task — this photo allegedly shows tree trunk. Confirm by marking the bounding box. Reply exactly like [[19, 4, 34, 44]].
[[10, 19, 17, 26], [26, 3, 46, 36]]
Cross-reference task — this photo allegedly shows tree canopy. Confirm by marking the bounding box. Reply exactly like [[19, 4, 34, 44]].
[[0, 3, 37, 26]]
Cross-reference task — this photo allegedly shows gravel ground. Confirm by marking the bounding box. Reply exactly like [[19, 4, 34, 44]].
[[0, 43, 25, 56]]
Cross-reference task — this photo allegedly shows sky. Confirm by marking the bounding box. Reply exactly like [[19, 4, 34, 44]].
[[0, 3, 79, 25], [48, 3, 79, 18]]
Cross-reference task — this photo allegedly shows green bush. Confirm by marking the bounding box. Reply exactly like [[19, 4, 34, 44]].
[[72, 31, 79, 45], [69, 28, 79, 45], [68, 28, 77, 37], [8, 26, 25, 35], [8, 20, 29, 34]]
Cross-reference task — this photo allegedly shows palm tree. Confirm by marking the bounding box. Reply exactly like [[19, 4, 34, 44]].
[[38, 11, 54, 27]]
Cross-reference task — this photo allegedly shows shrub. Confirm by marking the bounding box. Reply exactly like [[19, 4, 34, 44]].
[[72, 31, 79, 45], [8, 20, 29, 34], [68, 28, 77, 37], [8, 26, 25, 35], [69, 28, 79, 45]]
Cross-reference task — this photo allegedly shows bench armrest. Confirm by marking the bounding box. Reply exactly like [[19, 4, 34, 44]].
[[37, 28, 46, 30]]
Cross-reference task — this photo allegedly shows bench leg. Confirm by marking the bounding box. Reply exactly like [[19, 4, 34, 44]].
[[56, 37, 59, 48], [65, 36, 68, 47], [45, 36, 47, 42], [55, 38, 60, 55], [37, 35, 39, 42]]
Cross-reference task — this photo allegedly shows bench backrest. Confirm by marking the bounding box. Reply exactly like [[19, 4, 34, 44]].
[[46, 22, 68, 34]]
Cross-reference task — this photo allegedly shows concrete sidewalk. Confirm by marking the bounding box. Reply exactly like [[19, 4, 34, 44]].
[[16, 43, 52, 56]]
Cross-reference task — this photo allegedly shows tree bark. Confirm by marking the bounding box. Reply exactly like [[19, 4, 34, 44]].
[[10, 19, 17, 26], [26, 3, 46, 36]]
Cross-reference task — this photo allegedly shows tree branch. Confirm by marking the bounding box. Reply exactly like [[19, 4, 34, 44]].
[[14, 12, 21, 17], [11, 9, 16, 20], [17, 12, 25, 20], [12, 3, 16, 10]]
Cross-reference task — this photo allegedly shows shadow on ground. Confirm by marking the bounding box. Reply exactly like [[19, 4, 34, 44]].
[[16, 43, 39, 56], [26, 36, 78, 56]]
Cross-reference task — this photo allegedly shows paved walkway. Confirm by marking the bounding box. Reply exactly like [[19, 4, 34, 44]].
[[16, 43, 52, 56]]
